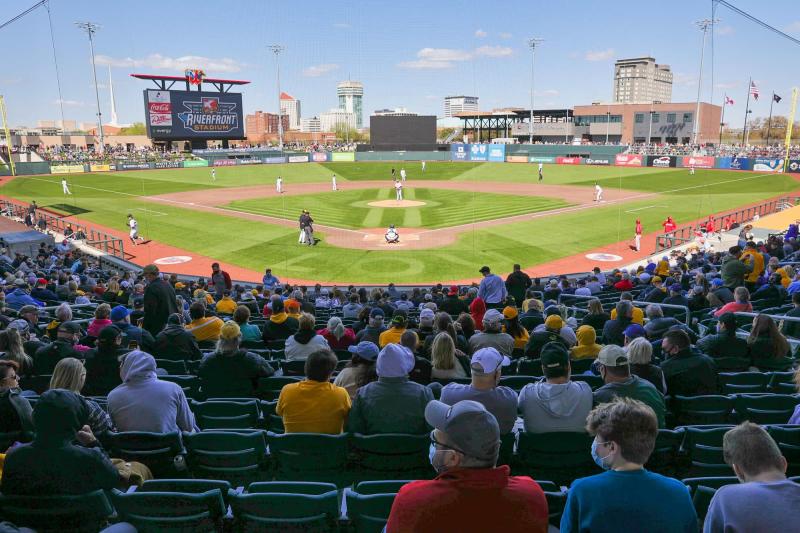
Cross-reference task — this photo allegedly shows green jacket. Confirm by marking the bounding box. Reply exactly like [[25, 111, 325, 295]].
[[593, 375, 666, 428], [346, 376, 433, 435], [720, 256, 750, 289]]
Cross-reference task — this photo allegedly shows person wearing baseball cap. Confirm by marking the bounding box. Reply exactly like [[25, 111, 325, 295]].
[[518, 341, 593, 433], [477, 265, 508, 310], [355, 307, 387, 346], [467, 308, 514, 357], [439, 347, 518, 434], [623, 323, 647, 345], [141, 263, 178, 338], [593, 345, 665, 428], [642, 275, 667, 304], [333, 341, 379, 399], [663, 283, 690, 308], [524, 314, 568, 358], [440, 285, 468, 316], [30, 278, 57, 303], [417, 308, 436, 341], [32, 321, 83, 375], [385, 399, 548, 533], [379, 312, 407, 348], [111, 304, 156, 352], [346, 344, 433, 435]]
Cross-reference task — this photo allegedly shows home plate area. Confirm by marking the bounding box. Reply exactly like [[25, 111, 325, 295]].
[[361, 228, 421, 247]]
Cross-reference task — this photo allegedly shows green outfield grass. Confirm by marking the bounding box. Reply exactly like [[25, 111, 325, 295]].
[[0, 163, 796, 283], [226, 187, 570, 229]]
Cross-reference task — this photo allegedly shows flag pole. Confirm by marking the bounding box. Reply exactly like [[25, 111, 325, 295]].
[[742, 77, 752, 145], [767, 93, 775, 146], [719, 94, 726, 145]]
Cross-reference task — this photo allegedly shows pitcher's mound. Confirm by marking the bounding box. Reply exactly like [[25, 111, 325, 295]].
[[367, 199, 426, 208]]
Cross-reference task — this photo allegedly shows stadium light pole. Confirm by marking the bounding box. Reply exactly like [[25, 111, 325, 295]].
[[268, 44, 285, 151], [75, 21, 104, 153], [527, 38, 544, 144], [692, 18, 718, 146]]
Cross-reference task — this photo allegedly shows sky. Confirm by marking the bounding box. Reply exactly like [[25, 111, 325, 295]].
[[2, 0, 800, 128]]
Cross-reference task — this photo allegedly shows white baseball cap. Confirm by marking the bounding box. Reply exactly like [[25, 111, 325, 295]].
[[470, 347, 511, 374]]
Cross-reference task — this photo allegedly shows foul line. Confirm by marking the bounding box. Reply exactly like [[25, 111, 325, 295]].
[[625, 205, 669, 213]]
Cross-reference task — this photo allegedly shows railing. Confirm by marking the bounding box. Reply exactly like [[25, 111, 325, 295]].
[[558, 293, 691, 325], [732, 311, 800, 352], [0, 199, 126, 260]]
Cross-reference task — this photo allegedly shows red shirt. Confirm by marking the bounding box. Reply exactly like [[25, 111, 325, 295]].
[[614, 279, 633, 291], [662, 220, 677, 232], [386, 466, 548, 533], [706, 220, 715, 233], [635, 221, 642, 235]]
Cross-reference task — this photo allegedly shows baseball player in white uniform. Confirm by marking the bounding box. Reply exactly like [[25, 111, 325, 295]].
[[276, 176, 283, 193], [421, 161, 426, 173], [594, 183, 603, 202], [689, 165, 696, 175], [332, 174, 338, 191], [127, 214, 144, 245], [211, 168, 216, 182], [400, 168, 406, 182], [395, 180, 403, 201], [61, 178, 71, 195]]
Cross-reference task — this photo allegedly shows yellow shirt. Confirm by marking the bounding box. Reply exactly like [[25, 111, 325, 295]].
[[379, 327, 406, 347], [215, 297, 237, 315], [277, 380, 351, 434], [185, 316, 224, 342], [610, 306, 644, 325]]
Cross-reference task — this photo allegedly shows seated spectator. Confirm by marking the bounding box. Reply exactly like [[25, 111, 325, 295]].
[[49, 357, 114, 436], [469, 309, 515, 356], [30, 277, 58, 303], [430, 332, 469, 380], [662, 284, 689, 308], [215, 290, 237, 315], [87, 303, 113, 337], [83, 325, 124, 396], [277, 349, 350, 433], [108, 350, 198, 433], [440, 347, 518, 434], [643, 304, 681, 340], [614, 272, 633, 291], [524, 314, 568, 358], [0, 360, 33, 434], [5, 280, 43, 310], [623, 323, 647, 346], [232, 305, 261, 342], [33, 321, 83, 375], [347, 344, 433, 434], [17, 304, 44, 339], [262, 298, 299, 342], [502, 306, 529, 350], [185, 301, 224, 342], [0, 328, 34, 376], [609, 292, 644, 324], [603, 300, 634, 346], [417, 308, 436, 342], [747, 314, 792, 370], [705, 422, 800, 533], [386, 399, 548, 533], [356, 307, 386, 345], [45, 302, 73, 341], [440, 285, 469, 316], [111, 304, 155, 352], [571, 325, 602, 360], [342, 293, 363, 319], [285, 312, 329, 361], [713, 286, 753, 317], [469, 296, 486, 331], [379, 312, 408, 347], [519, 297, 544, 331], [317, 316, 356, 350], [198, 321, 274, 398], [155, 313, 203, 362], [0, 389, 120, 496], [334, 341, 379, 399], [581, 298, 610, 334], [752, 273, 787, 307], [560, 398, 697, 532], [782, 292, 800, 338], [660, 329, 717, 396], [709, 278, 735, 304], [518, 342, 593, 433], [531, 307, 577, 346], [284, 298, 302, 319], [696, 312, 748, 359], [593, 345, 665, 428], [626, 337, 666, 395]]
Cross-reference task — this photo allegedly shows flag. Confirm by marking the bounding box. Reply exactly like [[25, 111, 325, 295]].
[[725, 95, 734, 105], [750, 81, 760, 100], [773, 94, 782, 103]]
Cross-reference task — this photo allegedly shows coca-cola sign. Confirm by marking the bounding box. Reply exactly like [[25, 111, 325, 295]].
[[148, 102, 171, 114]]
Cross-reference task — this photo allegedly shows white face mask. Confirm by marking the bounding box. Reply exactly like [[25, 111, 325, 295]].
[[429, 443, 455, 473]]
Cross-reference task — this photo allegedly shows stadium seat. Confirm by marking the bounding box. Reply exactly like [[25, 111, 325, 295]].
[[682, 425, 735, 477], [345, 480, 412, 533], [516, 358, 544, 376], [645, 428, 686, 477], [683, 476, 739, 520], [571, 374, 604, 390], [108, 488, 226, 533], [752, 356, 795, 372], [267, 432, 349, 486], [136, 478, 233, 506], [349, 433, 433, 481], [514, 431, 600, 486], [498, 432, 515, 467], [280, 360, 307, 376], [670, 395, 734, 426], [0, 430, 31, 451], [767, 425, 800, 476], [191, 399, 261, 430], [241, 339, 267, 350], [537, 480, 568, 527], [103, 431, 185, 478], [570, 358, 594, 374], [183, 430, 268, 486], [768, 372, 797, 394], [155, 358, 188, 375], [717, 372, 770, 394], [0, 489, 113, 533], [709, 357, 750, 373], [732, 394, 800, 425], [499, 375, 540, 391], [256, 376, 302, 401], [229, 481, 339, 532], [19, 374, 53, 395], [158, 374, 201, 400]]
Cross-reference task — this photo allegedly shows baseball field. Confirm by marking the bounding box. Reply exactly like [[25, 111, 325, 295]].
[[0, 161, 797, 284]]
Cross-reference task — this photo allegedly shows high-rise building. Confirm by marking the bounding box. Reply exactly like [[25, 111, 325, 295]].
[[444, 96, 479, 118], [246, 111, 290, 136], [613, 57, 672, 104], [279, 92, 301, 131], [337, 81, 363, 128], [300, 116, 321, 133]]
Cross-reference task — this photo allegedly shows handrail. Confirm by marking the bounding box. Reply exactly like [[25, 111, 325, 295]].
[[632, 300, 691, 326]]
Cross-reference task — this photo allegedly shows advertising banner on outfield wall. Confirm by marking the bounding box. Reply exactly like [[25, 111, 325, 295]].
[[716, 157, 752, 170], [262, 156, 286, 164], [681, 156, 715, 169], [787, 160, 800, 173], [213, 159, 237, 166], [89, 164, 111, 172], [451, 144, 469, 161], [584, 157, 611, 165], [331, 152, 355, 162], [469, 144, 488, 161], [556, 157, 581, 165], [646, 155, 677, 168], [153, 161, 183, 169], [487, 144, 506, 162], [529, 156, 555, 163], [753, 158, 784, 172], [183, 159, 208, 167], [614, 154, 643, 167], [288, 155, 309, 163], [50, 164, 86, 174], [117, 163, 151, 170], [310, 152, 328, 162], [237, 158, 262, 165], [506, 155, 528, 163]]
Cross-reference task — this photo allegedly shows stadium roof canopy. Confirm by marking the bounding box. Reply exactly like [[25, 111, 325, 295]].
[[130, 74, 250, 93]]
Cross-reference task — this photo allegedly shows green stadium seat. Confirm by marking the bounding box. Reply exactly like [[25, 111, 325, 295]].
[[516, 358, 544, 376], [768, 372, 797, 394], [137, 478, 233, 506], [230, 481, 339, 532], [280, 360, 307, 376], [732, 394, 800, 425], [345, 480, 413, 533], [499, 375, 540, 391], [158, 374, 201, 399], [0, 430, 31, 451], [717, 372, 769, 394], [645, 428, 686, 477], [103, 431, 185, 478], [108, 488, 226, 533], [0, 489, 113, 533], [241, 339, 267, 350], [710, 357, 750, 373], [514, 431, 600, 486], [19, 374, 53, 394], [768, 426, 800, 477], [267, 432, 349, 486], [536, 480, 568, 528], [256, 376, 301, 401], [571, 374, 604, 390], [570, 358, 594, 374], [683, 476, 739, 520], [191, 399, 261, 430], [682, 426, 735, 477], [498, 432, 515, 467], [183, 430, 268, 486], [671, 395, 734, 426], [155, 358, 188, 375], [349, 433, 433, 481]]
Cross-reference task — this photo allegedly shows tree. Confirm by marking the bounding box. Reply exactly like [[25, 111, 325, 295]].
[[117, 122, 146, 135], [332, 123, 366, 142]]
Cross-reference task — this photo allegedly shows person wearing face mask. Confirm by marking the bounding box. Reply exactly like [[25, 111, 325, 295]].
[[560, 398, 698, 533], [659, 329, 717, 397], [385, 399, 549, 533]]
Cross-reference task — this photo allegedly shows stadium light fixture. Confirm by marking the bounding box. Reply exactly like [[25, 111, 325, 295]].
[[527, 38, 544, 144], [692, 18, 719, 146], [75, 21, 104, 153], [268, 44, 285, 151]]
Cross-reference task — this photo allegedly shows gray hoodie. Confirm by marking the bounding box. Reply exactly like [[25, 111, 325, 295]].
[[107, 350, 198, 433], [518, 379, 593, 433]]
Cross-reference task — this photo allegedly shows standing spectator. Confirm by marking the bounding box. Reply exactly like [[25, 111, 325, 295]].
[[519, 341, 593, 433], [696, 312, 748, 359], [705, 422, 800, 533], [626, 337, 667, 395], [318, 316, 356, 350], [740, 242, 764, 291], [262, 268, 280, 290], [285, 312, 329, 361], [142, 264, 178, 337], [468, 309, 514, 357], [477, 266, 507, 309], [198, 321, 274, 397], [209, 262, 232, 300], [155, 313, 203, 362], [721, 248, 749, 289], [277, 349, 350, 433], [386, 399, 549, 533], [505, 264, 531, 306], [660, 329, 718, 396], [334, 341, 379, 399], [560, 398, 697, 533]]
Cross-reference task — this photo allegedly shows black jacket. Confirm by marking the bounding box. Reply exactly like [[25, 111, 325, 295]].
[[262, 316, 299, 342], [696, 332, 749, 359], [439, 296, 469, 316], [602, 317, 632, 346], [155, 324, 203, 362], [198, 349, 274, 397], [523, 329, 567, 358], [83, 347, 126, 396], [143, 278, 178, 337], [33, 340, 83, 375], [113, 320, 156, 352], [660, 349, 718, 396]]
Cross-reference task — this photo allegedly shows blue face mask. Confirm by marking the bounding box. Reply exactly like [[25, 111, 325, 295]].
[[591, 439, 612, 470], [428, 443, 437, 466]]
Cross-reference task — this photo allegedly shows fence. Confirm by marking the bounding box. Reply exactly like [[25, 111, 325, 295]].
[[0, 199, 126, 260]]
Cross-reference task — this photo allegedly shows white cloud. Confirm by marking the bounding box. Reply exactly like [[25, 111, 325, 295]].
[[584, 48, 615, 61], [417, 48, 473, 62], [52, 99, 86, 107], [95, 53, 244, 73], [398, 59, 456, 70], [302, 63, 339, 77], [475, 45, 513, 57], [475, 29, 487, 38], [784, 21, 800, 33], [499, 32, 512, 39], [333, 22, 351, 29], [715, 25, 734, 36]]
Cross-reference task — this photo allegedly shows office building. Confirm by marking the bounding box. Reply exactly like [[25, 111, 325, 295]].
[[279, 92, 301, 131], [337, 81, 364, 128], [613, 57, 672, 104], [246, 111, 290, 138], [444, 96, 479, 118], [300, 116, 321, 133], [320, 108, 357, 132]]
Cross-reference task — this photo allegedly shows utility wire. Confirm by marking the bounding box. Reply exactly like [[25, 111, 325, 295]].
[[714, 0, 800, 47], [0, 0, 47, 31], [45, 1, 66, 127]]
